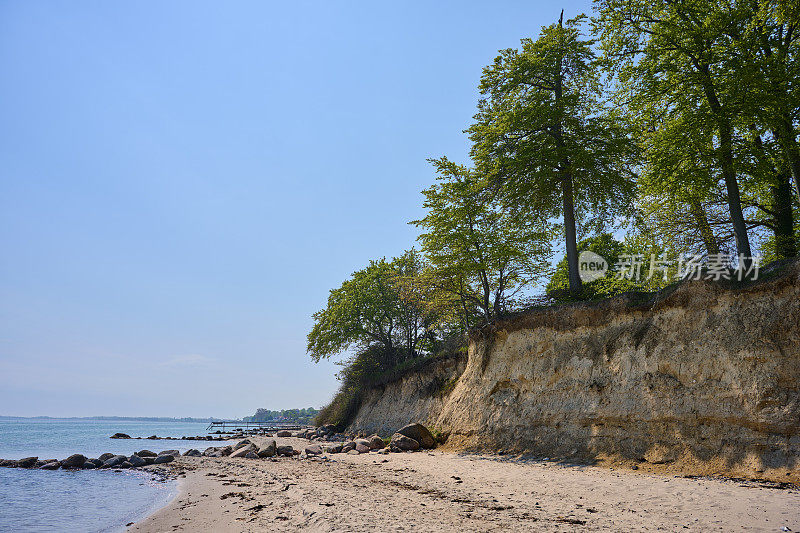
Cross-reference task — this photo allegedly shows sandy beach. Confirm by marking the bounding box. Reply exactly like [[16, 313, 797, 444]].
[[131, 436, 799, 532]]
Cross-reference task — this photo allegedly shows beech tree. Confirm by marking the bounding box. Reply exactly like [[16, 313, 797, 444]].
[[306, 254, 435, 366], [742, 0, 800, 200], [594, 0, 758, 263], [412, 157, 550, 320], [469, 13, 636, 297]]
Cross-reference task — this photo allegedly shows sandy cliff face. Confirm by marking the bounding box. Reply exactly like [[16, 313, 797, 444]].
[[349, 261, 800, 479], [348, 353, 466, 436]]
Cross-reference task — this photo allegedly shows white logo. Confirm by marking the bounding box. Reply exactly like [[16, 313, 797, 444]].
[[578, 251, 607, 282]]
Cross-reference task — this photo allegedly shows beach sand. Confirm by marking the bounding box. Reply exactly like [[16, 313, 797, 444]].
[[131, 436, 799, 532]]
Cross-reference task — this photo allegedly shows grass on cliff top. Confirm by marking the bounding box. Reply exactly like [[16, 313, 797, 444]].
[[510, 257, 798, 317]]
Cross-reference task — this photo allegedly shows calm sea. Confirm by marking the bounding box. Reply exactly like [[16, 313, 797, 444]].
[[0, 419, 232, 532]]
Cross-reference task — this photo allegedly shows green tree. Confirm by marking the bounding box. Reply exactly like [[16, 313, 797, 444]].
[[594, 0, 759, 263], [547, 233, 673, 300], [469, 13, 637, 297], [307, 258, 401, 363], [411, 157, 551, 321], [741, 0, 800, 200], [628, 74, 728, 258], [306, 253, 438, 367]]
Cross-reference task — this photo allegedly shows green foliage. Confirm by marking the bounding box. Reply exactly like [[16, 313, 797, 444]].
[[412, 157, 551, 321], [307, 251, 447, 365], [468, 14, 637, 294], [244, 407, 319, 423], [547, 233, 673, 301], [310, 2, 799, 430]]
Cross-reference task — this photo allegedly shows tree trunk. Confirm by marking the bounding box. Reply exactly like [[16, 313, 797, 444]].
[[689, 200, 720, 256], [774, 120, 800, 201], [754, 128, 797, 259], [556, 10, 581, 297], [772, 173, 797, 259], [719, 123, 752, 263], [699, 68, 752, 263], [562, 170, 582, 296]]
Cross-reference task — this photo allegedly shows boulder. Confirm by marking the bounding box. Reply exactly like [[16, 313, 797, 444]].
[[102, 455, 128, 468], [153, 454, 174, 464], [347, 449, 360, 455], [368, 435, 385, 450], [355, 442, 371, 454], [396, 423, 435, 449], [276, 445, 294, 457], [147, 435, 159, 440], [137, 450, 157, 458], [40, 461, 61, 470], [258, 441, 277, 458], [110, 433, 131, 439], [305, 444, 323, 456], [82, 461, 97, 469], [341, 441, 355, 453], [89, 458, 104, 467], [158, 450, 180, 457], [118, 461, 133, 469], [203, 445, 233, 457], [229, 444, 258, 458], [128, 455, 147, 467], [244, 451, 259, 459], [143, 457, 155, 465], [232, 439, 252, 451], [98, 453, 115, 462], [183, 449, 202, 457], [390, 433, 420, 452], [324, 444, 343, 454], [61, 454, 87, 469], [276, 430, 292, 437]]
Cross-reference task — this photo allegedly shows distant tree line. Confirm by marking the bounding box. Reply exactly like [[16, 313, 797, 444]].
[[244, 407, 319, 423], [310, 1, 799, 427]]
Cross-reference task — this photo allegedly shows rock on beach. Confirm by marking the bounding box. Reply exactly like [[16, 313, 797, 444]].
[[396, 423, 435, 449], [390, 433, 420, 452]]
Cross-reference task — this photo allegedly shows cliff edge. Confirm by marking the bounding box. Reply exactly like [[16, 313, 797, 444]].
[[349, 259, 800, 481]]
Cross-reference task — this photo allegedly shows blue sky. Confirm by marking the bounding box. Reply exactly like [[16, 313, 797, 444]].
[[0, 0, 592, 418]]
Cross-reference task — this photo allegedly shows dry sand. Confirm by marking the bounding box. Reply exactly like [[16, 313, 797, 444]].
[[131, 436, 799, 532]]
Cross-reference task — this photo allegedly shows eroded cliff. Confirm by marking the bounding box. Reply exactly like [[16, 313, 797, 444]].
[[349, 260, 800, 481]]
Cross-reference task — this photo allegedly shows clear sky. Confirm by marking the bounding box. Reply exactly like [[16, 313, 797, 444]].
[[0, 0, 592, 418]]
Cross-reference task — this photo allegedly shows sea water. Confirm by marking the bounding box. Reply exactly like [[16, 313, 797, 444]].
[[0, 419, 230, 532]]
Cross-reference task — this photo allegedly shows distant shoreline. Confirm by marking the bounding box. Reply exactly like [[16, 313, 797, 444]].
[[0, 416, 234, 423]]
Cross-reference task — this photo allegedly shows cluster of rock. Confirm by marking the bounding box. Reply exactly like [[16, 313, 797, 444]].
[[297, 423, 437, 455], [294, 424, 346, 442], [110, 433, 229, 441], [0, 449, 185, 470], [2, 422, 439, 471], [221, 438, 299, 459]]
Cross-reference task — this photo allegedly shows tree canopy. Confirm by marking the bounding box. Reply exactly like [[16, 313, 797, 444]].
[[468, 13, 637, 295]]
